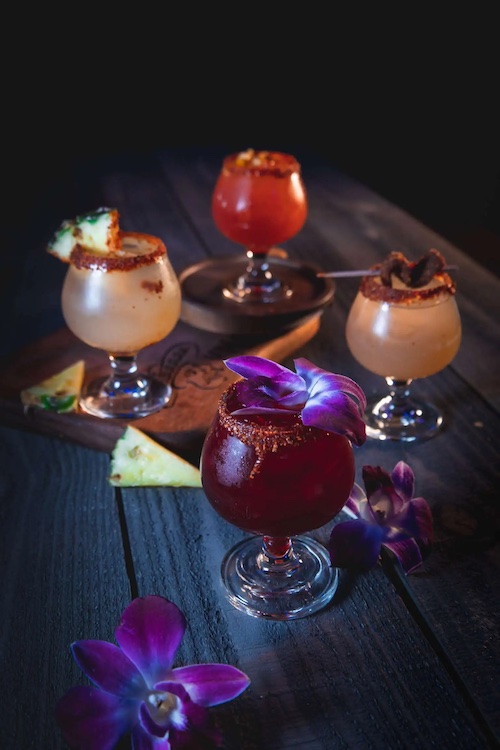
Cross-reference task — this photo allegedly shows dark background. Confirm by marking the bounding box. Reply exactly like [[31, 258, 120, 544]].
[[7, 133, 499, 278], [4, 40, 500, 278]]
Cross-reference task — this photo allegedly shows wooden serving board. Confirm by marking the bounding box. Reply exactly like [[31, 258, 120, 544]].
[[0, 316, 320, 463]]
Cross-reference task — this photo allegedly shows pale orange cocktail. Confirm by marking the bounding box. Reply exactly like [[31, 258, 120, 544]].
[[62, 232, 181, 355]]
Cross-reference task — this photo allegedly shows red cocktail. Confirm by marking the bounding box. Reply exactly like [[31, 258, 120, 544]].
[[200, 354, 366, 620], [202, 384, 354, 540], [211, 149, 308, 302]]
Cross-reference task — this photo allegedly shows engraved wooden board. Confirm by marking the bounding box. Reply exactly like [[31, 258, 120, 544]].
[[0, 317, 321, 463]]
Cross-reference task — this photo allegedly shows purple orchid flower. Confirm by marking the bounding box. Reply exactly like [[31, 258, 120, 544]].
[[328, 461, 433, 574], [55, 595, 250, 749], [224, 356, 367, 446]]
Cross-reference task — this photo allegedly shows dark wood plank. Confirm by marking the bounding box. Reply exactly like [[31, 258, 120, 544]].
[[300, 302, 500, 745], [121, 487, 493, 749], [1, 146, 499, 750], [155, 147, 500, 413], [0, 426, 131, 749], [0, 317, 320, 462]]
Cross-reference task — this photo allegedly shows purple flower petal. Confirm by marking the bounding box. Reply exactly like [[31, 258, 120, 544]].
[[225, 356, 304, 392], [132, 724, 172, 749], [343, 483, 367, 516], [385, 497, 434, 543], [223, 356, 367, 444], [71, 640, 147, 698], [139, 682, 223, 749], [56, 685, 136, 750], [329, 519, 385, 571], [168, 664, 251, 706], [384, 538, 424, 574], [116, 596, 186, 686], [391, 460, 415, 504], [295, 358, 367, 411], [302, 391, 366, 446]]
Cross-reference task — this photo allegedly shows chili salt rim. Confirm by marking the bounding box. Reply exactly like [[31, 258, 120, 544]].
[[70, 231, 167, 272], [222, 150, 301, 178], [219, 383, 310, 477], [360, 269, 457, 303]]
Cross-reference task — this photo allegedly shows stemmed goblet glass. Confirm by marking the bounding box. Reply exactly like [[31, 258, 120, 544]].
[[345, 250, 461, 441], [200, 355, 366, 620], [211, 149, 308, 303], [61, 232, 181, 419]]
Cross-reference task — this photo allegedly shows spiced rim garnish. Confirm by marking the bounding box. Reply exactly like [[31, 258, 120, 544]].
[[223, 149, 301, 178], [219, 384, 308, 479], [70, 232, 167, 272], [360, 249, 457, 303]]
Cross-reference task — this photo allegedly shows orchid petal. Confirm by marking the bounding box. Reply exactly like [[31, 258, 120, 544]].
[[363, 465, 405, 515], [233, 379, 307, 411], [71, 640, 147, 698], [344, 483, 367, 517], [383, 538, 424, 574], [55, 685, 136, 750], [302, 391, 366, 446], [368, 486, 404, 520], [386, 497, 434, 543], [329, 519, 385, 571], [116, 596, 186, 686], [225, 356, 305, 391], [148, 682, 223, 749], [132, 723, 172, 749], [295, 358, 367, 411], [391, 460, 415, 504], [168, 664, 251, 706]]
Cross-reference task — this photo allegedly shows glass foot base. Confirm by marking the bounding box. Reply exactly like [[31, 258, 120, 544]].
[[365, 393, 443, 441], [220, 535, 338, 620], [79, 376, 172, 419], [222, 276, 293, 304]]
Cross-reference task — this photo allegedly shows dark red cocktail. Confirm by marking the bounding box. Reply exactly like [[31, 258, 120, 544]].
[[201, 383, 355, 538]]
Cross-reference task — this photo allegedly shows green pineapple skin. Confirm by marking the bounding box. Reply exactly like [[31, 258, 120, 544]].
[[47, 207, 118, 261]]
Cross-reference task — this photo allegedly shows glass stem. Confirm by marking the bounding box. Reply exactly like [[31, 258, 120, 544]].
[[244, 249, 274, 285], [258, 536, 301, 574], [107, 354, 146, 395], [386, 377, 413, 414]]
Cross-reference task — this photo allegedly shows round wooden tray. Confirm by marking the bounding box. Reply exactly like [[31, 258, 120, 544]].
[[179, 256, 335, 335]]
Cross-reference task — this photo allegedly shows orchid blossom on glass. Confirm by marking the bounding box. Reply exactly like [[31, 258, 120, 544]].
[[328, 461, 433, 573], [224, 356, 367, 446], [55, 595, 250, 749]]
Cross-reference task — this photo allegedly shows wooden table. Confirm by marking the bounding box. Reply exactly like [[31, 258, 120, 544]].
[[1, 146, 499, 750]]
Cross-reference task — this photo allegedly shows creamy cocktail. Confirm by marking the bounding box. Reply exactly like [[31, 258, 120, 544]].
[[345, 249, 461, 441], [62, 233, 181, 355], [48, 208, 181, 419], [346, 275, 461, 381]]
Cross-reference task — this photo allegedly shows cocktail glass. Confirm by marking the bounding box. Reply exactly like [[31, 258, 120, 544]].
[[211, 149, 308, 303], [61, 232, 181, 419], [200, 382, 357, 620], [345, 255, 461, 441]]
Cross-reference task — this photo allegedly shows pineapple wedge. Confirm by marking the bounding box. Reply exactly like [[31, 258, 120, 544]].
[[109, 426, 202, 487], [20, 360, 85, 413], [47, 206, 120, 262]]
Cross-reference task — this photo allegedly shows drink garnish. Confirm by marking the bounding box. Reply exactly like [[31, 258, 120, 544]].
[[224, 355, 367, 446], [47, 207, 120, 262], [379, 249, 446, 287]]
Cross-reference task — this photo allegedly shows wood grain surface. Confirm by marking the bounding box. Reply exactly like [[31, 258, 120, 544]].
[[0, 316, 320, 461], [1, 146, 499, 750]]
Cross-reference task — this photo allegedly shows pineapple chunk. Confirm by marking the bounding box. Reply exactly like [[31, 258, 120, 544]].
[[109, 426, 202, 487], [47, 207, 120, 262], [20, 360, 85, 413]]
